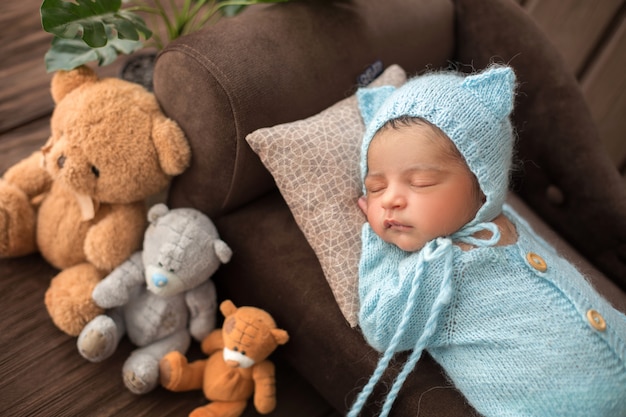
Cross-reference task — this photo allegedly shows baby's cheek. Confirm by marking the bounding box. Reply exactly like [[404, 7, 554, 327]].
[[428, 197, 472, 234]]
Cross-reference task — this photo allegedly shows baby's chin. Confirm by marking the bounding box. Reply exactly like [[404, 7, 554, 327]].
[[374, 226, 431, 252], [385, 237, 427, 253]]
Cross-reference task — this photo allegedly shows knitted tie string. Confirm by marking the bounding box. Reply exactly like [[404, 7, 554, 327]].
[[348, 238, 452, 417], [347, 244, 432, 417], [349, 221, 500, 417], [451, 221, 501, 248], [377, 238, 455, 417], [381, 222, 500, 416]]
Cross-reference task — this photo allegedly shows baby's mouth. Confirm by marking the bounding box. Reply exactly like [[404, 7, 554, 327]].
[[384, 219, 410, 230]]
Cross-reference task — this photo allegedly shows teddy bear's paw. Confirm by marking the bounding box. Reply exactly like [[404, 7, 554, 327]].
[[189, 406, 219, 417], [77, 315, 119, 362], [190, 401, 247, 417], [123, 354, 159, 395], [92, 279, 130, 309], [45, 264, 106, 336], [159, 351, 182, 389], [0, 182, 37, 258]]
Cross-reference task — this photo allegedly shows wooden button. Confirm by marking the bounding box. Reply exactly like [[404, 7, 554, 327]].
[[586, 309, 607, 332], [526, 252, 547, 272]]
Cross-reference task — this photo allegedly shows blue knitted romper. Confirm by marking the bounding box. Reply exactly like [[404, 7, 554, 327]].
[[348, 66, 626, 417]]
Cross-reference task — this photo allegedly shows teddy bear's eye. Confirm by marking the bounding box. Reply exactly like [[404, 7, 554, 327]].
[[91, 165, 100, 178], [232, 346, 246, 355], [157, 262, 175, 273]]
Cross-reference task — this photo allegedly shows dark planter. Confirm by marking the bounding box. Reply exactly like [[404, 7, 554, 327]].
[[119, 52, 157, 91]]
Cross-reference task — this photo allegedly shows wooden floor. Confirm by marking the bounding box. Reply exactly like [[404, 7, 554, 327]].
[[0, 2, 339, 417]]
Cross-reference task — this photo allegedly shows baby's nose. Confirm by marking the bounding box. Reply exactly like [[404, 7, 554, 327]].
[[381, 187, 405, 208]]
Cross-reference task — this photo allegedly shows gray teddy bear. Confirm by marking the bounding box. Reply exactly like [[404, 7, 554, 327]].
[[76, 204, 232, 394]]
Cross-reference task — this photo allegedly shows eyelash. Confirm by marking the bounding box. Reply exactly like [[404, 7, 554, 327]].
[[366, 181, 435, 194], [366, 188, 384, 195], [410, 181, 435, 188]]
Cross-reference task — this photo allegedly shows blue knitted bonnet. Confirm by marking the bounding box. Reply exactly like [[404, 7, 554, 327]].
[[358, 65, 516, 225]]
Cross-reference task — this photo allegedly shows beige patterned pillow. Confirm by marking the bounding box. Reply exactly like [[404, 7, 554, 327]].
[[245, 65, 407, 326]]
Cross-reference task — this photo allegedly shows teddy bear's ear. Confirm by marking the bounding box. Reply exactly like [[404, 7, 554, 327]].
[[271, 328, 290, 346], [220, 300, 238, 317], [151, 116, 192, 176], [50, 65, 99, 104], [147, 203, 169, 224], [214, 240, 233, 264]]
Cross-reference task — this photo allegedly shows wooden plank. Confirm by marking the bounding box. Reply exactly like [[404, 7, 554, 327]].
[[523, 0, 622, 75], [2, 3, 54, 69], [0, 117, 49, 175], [0, 1, 55, 133], [580, 14, 626, 168], [0, 60, 54, 134]]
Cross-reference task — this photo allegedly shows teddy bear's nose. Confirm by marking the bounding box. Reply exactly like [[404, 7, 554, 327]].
[[57, 154, 66, 169], [151, 272, 168, 288]]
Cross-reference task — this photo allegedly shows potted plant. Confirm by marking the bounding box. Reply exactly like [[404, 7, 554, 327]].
[[40, 0, 289, 89]]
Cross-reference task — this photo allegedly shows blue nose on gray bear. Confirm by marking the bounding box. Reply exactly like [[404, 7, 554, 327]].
[[151, 272, 168, 288]]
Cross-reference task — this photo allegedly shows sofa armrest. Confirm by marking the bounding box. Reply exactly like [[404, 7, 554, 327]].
[[454, 0, 626, 289], [154, 0, 454, 218]]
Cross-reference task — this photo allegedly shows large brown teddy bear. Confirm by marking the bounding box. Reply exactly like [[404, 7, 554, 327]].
[[159, 300, 289, 417], [0, 66, 191, 336]]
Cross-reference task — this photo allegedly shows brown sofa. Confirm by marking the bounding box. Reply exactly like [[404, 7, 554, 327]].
[[152, 0, 626, 415]]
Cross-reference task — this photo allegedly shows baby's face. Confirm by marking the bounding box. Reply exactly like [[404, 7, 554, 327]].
[[359, 124, 482, 252]]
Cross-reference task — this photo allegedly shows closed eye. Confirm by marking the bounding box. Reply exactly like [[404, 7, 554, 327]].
[[364, 178, 387, 194], [410, 181, 437, 188], [366, 186, 386, 194], [91, 165, 100, 178], [408, 172, 441, 188]]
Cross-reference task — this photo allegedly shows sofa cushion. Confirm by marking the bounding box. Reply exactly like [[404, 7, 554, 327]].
[[246, 65, 406, 326]]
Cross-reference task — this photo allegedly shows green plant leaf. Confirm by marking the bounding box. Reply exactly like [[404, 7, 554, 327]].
[[117, 10, 152, 40], [41, 0, 151, 48], [214, 0, 290, 17], [218, 4, 245, 17], [45, 35, 144, 72]]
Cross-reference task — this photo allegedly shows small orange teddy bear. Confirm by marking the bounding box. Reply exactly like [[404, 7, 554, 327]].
[[159, 300, 289, 417]]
